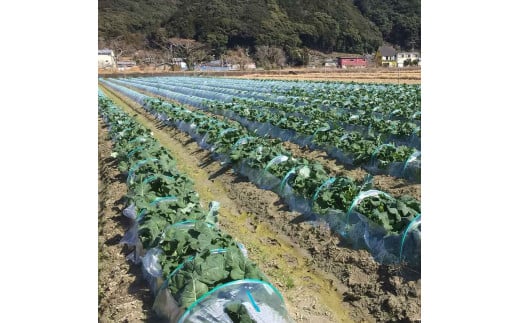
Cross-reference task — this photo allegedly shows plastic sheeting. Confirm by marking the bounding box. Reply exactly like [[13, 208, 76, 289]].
[[99, 92, 292, 323], [179, 280, 290, 323], [100, 83, 421, 269], [148, 247, 291, 323], [103, 77, 421, 181]]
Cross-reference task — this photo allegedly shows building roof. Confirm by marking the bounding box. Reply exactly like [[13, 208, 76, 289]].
[[379, 46, 397, 57], [117, 61, 137, 66], [206, 59, 223, 67], [337, 56, 365, 59], [397, 51, 421, 56], [98, 49, 113, 55]]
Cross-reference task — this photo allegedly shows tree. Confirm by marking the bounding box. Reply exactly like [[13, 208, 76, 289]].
[[167, 38, 209, 70], [223, 47, 254, 70], [133, 49, 162, 66], [285, 47, 310, 66], [310, 12, 339, 53], [203, 33, 229, 58], [146, 30, 177, 66], [255, 45, 286, 69], [148, 28, 169, 49], [99, 35, 135, 61]]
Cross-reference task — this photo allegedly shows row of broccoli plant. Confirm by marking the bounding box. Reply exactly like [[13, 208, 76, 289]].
[[117, 77, 420, 152], [100, 79, 420, 237], [107, 78, 420, 182], [100, 80, 421, 268], [116, 77, 420, 138], [126, 76, 420, 121], [98, 90, 291, 323], [229, 98, 420, 141], [274, 83, 421, 122], [204, 99, 421, 170], [130, 77, 293, 98], [130, 77, 280, 102], [128, 76, 420, 124]]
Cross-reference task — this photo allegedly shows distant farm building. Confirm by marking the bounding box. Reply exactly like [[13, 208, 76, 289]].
[[155, 58, 188, 71], [323, 58, 337, 68], [376, 46, 397, 67], [98, 49, 116, 69], [117, 59, 137, 71], [337, 56, 367, 68], [172, 58, 188, 70], [397, 52, 421, 67], [196, 59, 228, 71]]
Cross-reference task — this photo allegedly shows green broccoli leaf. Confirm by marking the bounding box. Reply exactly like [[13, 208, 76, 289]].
[[178, 276, 209, 308], [225, 303, 257, 323]]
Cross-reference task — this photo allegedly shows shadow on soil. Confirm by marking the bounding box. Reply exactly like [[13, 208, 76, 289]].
[[104, 234, 123, 246], [126, 259, 169, 323], [112, 209, 169, 322], [208, 163, 233, 180]]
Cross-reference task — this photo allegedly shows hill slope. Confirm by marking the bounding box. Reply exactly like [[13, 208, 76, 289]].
[[98, 0, 420, 57]]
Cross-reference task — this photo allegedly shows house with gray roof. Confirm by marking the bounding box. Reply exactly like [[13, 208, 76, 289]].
[[376, 46, 397, 67]]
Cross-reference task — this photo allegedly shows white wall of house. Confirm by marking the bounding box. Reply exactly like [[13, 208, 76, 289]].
[[397, 52, 421, 67], [98, 51, 116, 68]]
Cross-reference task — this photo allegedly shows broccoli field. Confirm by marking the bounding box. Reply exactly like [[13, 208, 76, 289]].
[[98, 76, 421, 323]]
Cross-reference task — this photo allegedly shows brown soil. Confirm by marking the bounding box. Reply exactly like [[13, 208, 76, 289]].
[[98, 119, 167, 322], [98, 83, 421, 322], [281, 142, 421, 201]]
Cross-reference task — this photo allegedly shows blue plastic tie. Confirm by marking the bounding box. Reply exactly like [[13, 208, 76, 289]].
[[247, 290, 261, 312]]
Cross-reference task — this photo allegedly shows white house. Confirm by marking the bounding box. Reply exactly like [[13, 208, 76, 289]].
[[323, 58, 337, 68], [98, 49, 116, 69], [172, 58, 187, 70], [397, 52, 421, 67]]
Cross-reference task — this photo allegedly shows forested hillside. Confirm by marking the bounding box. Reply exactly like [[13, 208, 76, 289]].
[[99, 0, 420, 63]]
